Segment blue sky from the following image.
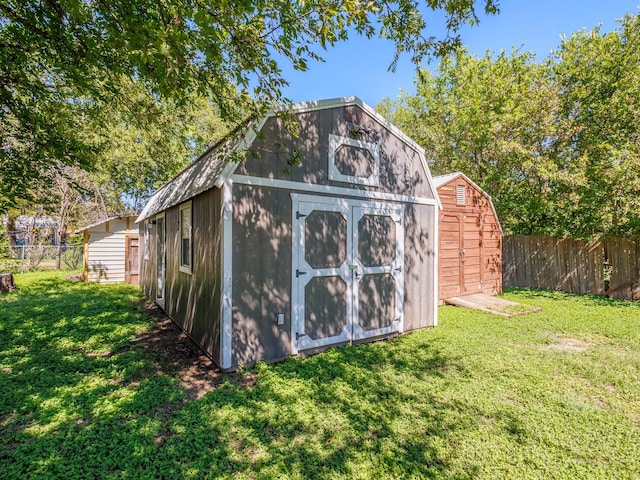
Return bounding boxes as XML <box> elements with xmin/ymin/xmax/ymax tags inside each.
<box><xmin>279</xmin><ymin>1</ymin><xmax>640</xmax><ymax>107</ymax></box>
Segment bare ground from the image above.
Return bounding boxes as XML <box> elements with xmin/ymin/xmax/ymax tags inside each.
<box><xmin>130</xmin><ymin>302</ymin><xmax>227</xmax><ymax>400</ymax></box>
<box><xmin>542</xmin><ymin>337</ymin><xmax>594</xmax><ymax>353</ymax></box>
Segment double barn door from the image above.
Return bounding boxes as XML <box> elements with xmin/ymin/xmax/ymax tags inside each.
<box><xmin>292</xmin><ymin>195</ymin><xmax>404</xmax><ymax>353</ymax></box>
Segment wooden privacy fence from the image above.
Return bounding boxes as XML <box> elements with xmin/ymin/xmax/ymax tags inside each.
<box><xmin>503</xmin><ymin>235</ymin><xmax>640</xmax><ymax>300</ymax></box>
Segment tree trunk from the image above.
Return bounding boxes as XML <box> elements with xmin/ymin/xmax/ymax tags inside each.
<box><xmin>5</xmin><ymin>214</ymin><xmax>16</xmax><ymax>247</ymax></box>
<box><xmin>0</xmin><ymin>273</ymin><xmax>15</xmax><ymax>292</ymax></box>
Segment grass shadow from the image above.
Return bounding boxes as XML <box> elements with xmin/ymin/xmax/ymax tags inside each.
<box><xmin>2</xmin><ymin>273</ymin><xmax>639</xmax><ymax>478</ymax></box>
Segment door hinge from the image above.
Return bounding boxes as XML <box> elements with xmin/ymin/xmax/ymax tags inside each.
<box><xmin>296</xmin><ymin>269</ymin><xmax>307</xmax><ymax>277</ymax></box>
<box><xmin>394</xmin><ymin>266</ymin><xmax>402</xmax><ymax>273</ymax></box>
<box><xmin>296</xmin><ymin>212</ymin><xmax>307</xmax><ymax>219</ymax></box>
<box><xmin>296</xmin><ymin>332</ymin><xmax>307</xmax><ymax>340</ymax></box>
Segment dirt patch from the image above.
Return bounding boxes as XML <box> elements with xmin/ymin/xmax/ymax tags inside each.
<box><xmin>132</xmin><ymin>302</ymin><xmax>224</xmax><ymax>400</ymax></box>
<box><xmin>67</xmin><ymin>273</ymin><xmax>84</xmax><ymax>282</ymax></box>
<box><xmin>542</xmin><ymin>337</ymin><xmax>594</xmax><ymax>353</ymax></box>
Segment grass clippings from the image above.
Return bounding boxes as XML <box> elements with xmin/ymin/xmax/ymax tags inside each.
<box><xmin>1</xmin><ymin>273</ymin><xmax>639</xmax><ymax>479</ymax></box>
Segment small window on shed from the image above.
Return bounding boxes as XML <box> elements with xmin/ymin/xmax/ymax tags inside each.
<box><xmin>328</xmin><ymin>134</ymin><xmax>380</xmax><ymax>186</ymax></box>
<box><xmin>456</xmin><ymin>185</ymin><xmax>466</xmax><ymax>206</ymax></box>
<box><xmin>179</xmin><ymin>202</ymin><xmax>192</xmax><ymax>274</ymax></box>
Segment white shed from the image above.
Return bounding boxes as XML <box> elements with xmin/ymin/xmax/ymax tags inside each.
<box><xmin>76</xmin><ymin>216</ymin><xmax>139</xmax><ymax>284</ymax></box>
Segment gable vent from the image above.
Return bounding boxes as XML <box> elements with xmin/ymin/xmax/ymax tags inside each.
<box><xmin>456</xmin><ymin>185</ymin><xmax>465</xmax><ymax>205</ymax></box>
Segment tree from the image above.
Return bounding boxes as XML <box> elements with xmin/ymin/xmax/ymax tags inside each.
<box><xmin>550</xmin><ymin>13</ymin><xmax>640</xmax><ymax>236</ymax></box>
<box><xmin>85</xmin><ymin>79</ymin><xmax>229</xmax><ymax>213</ymax></box>
<box><xmin>379</xmin><ymin>12</ymin><xmax>640</xmax><ymax>238</ymax></box>
<box><xmin>0</xmin><ymin>0</ymin><xmax>499</xmax><ymax>211</ymax></box>
<box><xmin>378</xmin><ymin>48</ymin><xmax>568</xmax><ymax>235</ymax></box>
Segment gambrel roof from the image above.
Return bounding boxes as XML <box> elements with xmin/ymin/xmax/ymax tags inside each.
<box><xmin>432</xmin><ymin>172</ymin><xmax>503</xmax><ymax>234</ymax></box>
<box><xmin>137</xmin><ymin>97</ymin><xmax>440</xmax><ymax>222</ymax></box>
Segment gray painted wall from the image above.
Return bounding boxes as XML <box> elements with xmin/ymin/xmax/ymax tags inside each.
<box><xmin>141</xmin><ymin>102</ymin><xmax>437</xmax><ymax>369</ymax></box>
<box><xmin>403</xmin><ymin>203</ymin><xmax>437</xmax><ymax>332</ymax></box>
<box><xmin>230</xmin><ymin>189</ymin><xmax>437</xmax><ymax>368</ymax></box>
<box><xmin>140</xmin><ymin>188</ymin><xmax>223</xmax><ymax>366</ymax></box>
<box><xmin>139</xmin><ymin>221</ymin><xmax>157</xmax><ymax>299</ymax></box>
<box><xmin>231</xmin><ymin>185</ymin><xmax>292</xmax><ymax>366</ymax></box>
<box><xmin>236</xmin><ymin>105</ymin><xmax>435</xmax><ymax>199</ymax></box>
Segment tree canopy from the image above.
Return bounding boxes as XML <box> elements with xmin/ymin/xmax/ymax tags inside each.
<box><xmin>379</xmin><ymin>13</ymin><xmax>640</xmax><ymax>238</ymax></box>
<box><xmin>1</xmin><ymin>0</ymin><xmax>499</xmax><ymax>212</ymax></box>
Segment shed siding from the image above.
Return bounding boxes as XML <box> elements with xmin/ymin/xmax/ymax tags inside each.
<box><xmin>139</xmin><ymin>98</ymin><xmax>439</xmax><ymax>369</ymax></box>
<box><xmin>230</xmin><ymin>184</ymin><xmax>437</xmax><ymax>368</ymax></box>
<box><xmin>437</xmin><ymin>177</ymin><xmax>502</xmax><ymax>301</ymax></box>
<box><xmin>163</xmin><ymin>188</ymin><xmax>223</xmax><ymax>364</ymax></box>
<box><xmin>86</xmin><ymin>233</ymin><xmax>126</xmax><ymax>282</ymax></box>
<box><xmin>231</xmin><ymin>184</ymin><xmax>292</xmax><ymax>367</ymax></box>
<box><xmin>236</xmin><ymin>105</ymin><xmax>436</xmax><ymax>201</ymax></box>
<box><xmin>403</xmin><ymin>203</ymin><xmax>437</xmax><ymax>331</ymax></box>
<box><xmin>139</xmin><ymin>221</ymin><xmax>157</xmax><ymax>299</ymax></box>
<box><xmin>85</xmin><ymin>217</ymin><xmax>137</xmax><ymax>284</ymax></box>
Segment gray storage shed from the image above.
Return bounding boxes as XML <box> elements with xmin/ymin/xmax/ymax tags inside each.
<box><xmin>137</xmin><ymin>97</ymin><xmax>440</xmax><ymax>370</ymax></box>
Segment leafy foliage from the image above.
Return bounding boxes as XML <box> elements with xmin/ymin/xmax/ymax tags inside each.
<box><xmin>86</xmin><ymin>80</ymin><xmax>229</xmax><ymax>213</ymax></box>
<box><xmin>1</xmin><ymin>271</ymin><xmax>639</xmax><ymax>478</ymax></box>
<box><xmin>0</xmin><ymin>0</ymin><xmax>499</xmax><ymax>211</ymax></box>
<box><xmin>379</xmin><ymin>13</ymin><xmax>640</xmax><ymax>237</ymax></box>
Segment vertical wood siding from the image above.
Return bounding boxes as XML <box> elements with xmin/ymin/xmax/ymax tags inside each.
<box><xmin>437</xmin><ymin>178</ymin><xmax>502</xmax><ymax>302</ymax></box>
<box><xmin>403</xmin><ymin>203</ymin><xmax>437</xmax><ymax>331</ymax></box>
<box><xmin>163</xmin><ymin>188</ymin><xmax>223</xmax><ymax>364</ymax></box>
<box><xmin>235</xmin><ymin>105</ymin><xmax>436</xmax><ymax>200</ymax></box>
<box><xmin>230</xmin><ymin>185</ymin><xmax>437</xmax><ymax>367</ymax></box>
<box><xmin>502</xmin><ymin>235</ymin><xmax>604</xmax><ymax>294</ymax></box>
<box><xmin>231</xmin><ymin>185</ymin><xmax>293</xmax><ymax>367</ymax></box>
<box><xmin>139</xmin><ymin>221</ymin><xmax>156</xmax><ymax>299</ymax></box>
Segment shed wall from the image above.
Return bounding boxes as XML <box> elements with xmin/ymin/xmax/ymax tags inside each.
<box><xmin>235</xmin><ymin>105</ymin><xmax>435</xmax><ymax>200</ymax></box>
<box><xmin>140</xmin><ymin>189</ymin><xmax>223</xmax><ymax>365</ymax></box>
<box><xmin>231</xmin><ymin>184</ymin><xmax>293</xmax><ymax>367</ymax></box>
<box><xmin>230</xmin><ymin>183</ymin><xmax>437</xmax><ymax>368</ymax></box>
<box><xmin>139</xmin><ymin>221</ymin><xmax>157</xmax><ymax>299</ymax></box>
<box><xmin>437</xmin><ymin>178</ymin><xmax>502</xmax><ymax>301</ymax></box>
<box><xmin>403</xmin><ymin>203</ymin><xmax>437</xmax><ymax>331</ymax></box>
<box><xmin>164</xmin><ymin>188</ymin><xmax>223</xmax><ymax>364</ymax></box>
<box><xmin>86</xmin><ymin>217</ymin><xmax>137</xmax><ymax>283</ymax></box>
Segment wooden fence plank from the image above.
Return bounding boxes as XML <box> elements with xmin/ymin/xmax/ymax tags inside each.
<box><xmin>604</xmin><ymin>236</ymin><xmax>640</xmax><ymax>300</ymax></box>
<box><xmin>502</xmin><ymin>235</ymin><xmax>612</xmax><ymax>296</ymax></box>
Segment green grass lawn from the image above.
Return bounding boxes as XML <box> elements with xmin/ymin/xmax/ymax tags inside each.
<box><xmin>1</xmin><ymin>271</ymin><xmax>639</xmax><ymax>479</ymax></box>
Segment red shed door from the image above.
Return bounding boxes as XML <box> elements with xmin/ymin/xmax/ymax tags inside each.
<box><xmin>462</xmin><ymin>214</ymin><xmax>483</xmax><ymax>294</ymax></box>
<box><xmin>439</xmin><ymin>214</ymin><xmax>462</xmax><ymax>298</ymax></box>
<box><xmin>440</xmin><ymin>213</ymin><xmax>484</xmax><ymax>299</ymax></box>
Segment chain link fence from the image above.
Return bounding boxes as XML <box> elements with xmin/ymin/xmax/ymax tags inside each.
<box><xmin>0</xmin><ymin>245</ymin><xmax>83</xmax><ymax>272</ymax></box>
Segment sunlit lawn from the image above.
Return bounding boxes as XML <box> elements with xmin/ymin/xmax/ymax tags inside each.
<box><xmin>1</xmin><ymin>271</ymin><xmax>639</xmax><ymax>479</ymax></box>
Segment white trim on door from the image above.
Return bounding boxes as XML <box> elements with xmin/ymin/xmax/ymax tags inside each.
<box><xmin>351</xmin><ymin>204</ymin><xmax>405</xmax><ymax>341</ymax></box>
<box><xmin>291</xmin><ymin>193</ymin><xmax>405</xmax><ymax>354</ymax></box>
<box><xmin>155</xmin><ymin>212</ymin><xmax>166</xmax><ymax>308</ymax></box>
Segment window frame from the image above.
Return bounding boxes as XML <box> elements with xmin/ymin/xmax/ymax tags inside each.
<box><xmin>179</xmin><ymin>201</ymin><xmax>193</xmax><ymax>274</ymax></box>
<box><xmin>328</xmin><ymin>134</ymin><xmax>380</xmax><ymax>186</ymax></box>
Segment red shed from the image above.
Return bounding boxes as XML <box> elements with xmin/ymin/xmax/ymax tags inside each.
<box><xmin>433</xmin><ymin>172</ymin><xmax>502</xmax><ymax>303</ymax></box>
